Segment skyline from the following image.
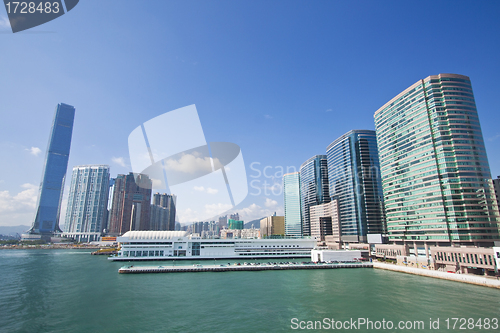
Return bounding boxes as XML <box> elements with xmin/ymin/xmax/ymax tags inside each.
<box><xmin>2</xmin><ymin>1</ymin><xmax>500</xmax><ymax>227</ymax></box>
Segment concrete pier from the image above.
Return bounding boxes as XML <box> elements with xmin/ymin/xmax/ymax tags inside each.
<box><xmin>373</xmin><ymin>262</ymin><xmax>500</xmax><ymax>289</ymax></box>
<box><xmin>118</xmin><ymin>262</ymin><xmax>373</xmax><ymax>274</ymax></box>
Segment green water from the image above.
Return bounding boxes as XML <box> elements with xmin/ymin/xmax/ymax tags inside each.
<box><xmin>1</xmin><ymin>249</ymin><xmax>499</xmax><ymax>332</ymax></box>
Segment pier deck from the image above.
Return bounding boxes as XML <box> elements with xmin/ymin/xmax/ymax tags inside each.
<box><xmin>118</xmin><ymin>262</ymin><xmax>373</xmax><ymax>274</ymax></box>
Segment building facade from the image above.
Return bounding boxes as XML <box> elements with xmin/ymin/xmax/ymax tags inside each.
<box><xmin>283</xmin><ymin>172</ymin><xmax>302</xmax><ymax>237</ymax></box>
<box><xmin>29</xmin><ymin>103</ymin><xmax>75</xmax><ymax>236</ymax></box>
<box><xmin>228</xmin><ymin>219</ymin><xmax>244</xmax><ymax>230</ymax></box>
<box><xmin>309</xmin><ymin>200</ymin><xmax>340</xmax><ymax>243</ymax></box>
<box><xmin>64</xmin><ymin>165</ymin><xmax>110</xmax><ymax>235</ymax></box>
<box><xmin>260</xmin><ymin>215</ymin><xmax>285</xmax><ymax>238</ymax></box>
<box><xmin>326</xmin><ymin>130</ymin><xmax>385</xmax><ymax>243</ymax></box>
<box><xmin>374</xmin><ymin>73</ymin><xmax>500</xmax><ymax>248</ymax></box>
<box><xmin>108</xmin><ymin>173</ymin><xmax>152</xmax><ymax>235</ymax></box>
<box><xmin>299</xmin><ymin>155</ymin><xmax>330</xmax><ymax>236</ymax></box>
<box><xmin>150</xmin><ymin>193</ymin><xmax>176</xmax><ymax>231</ymax></box>
<box><xmin>492</xmin><ymin>176</ymin><xmax>500</xmax><ymax>210</ymax></box>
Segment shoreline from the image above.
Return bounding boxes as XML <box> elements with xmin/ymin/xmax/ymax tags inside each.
<box><xmin>373</xmin><ymin>261</ymin><xmax>500</xmax><ymax>289</ymax></box>
<box><xmin>0</xmin><ymin>245</ymin><xmax>103</xmax><ymax>250</ymax></box>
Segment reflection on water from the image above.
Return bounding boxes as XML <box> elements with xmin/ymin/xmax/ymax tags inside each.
<box><xmin>1</xmin><ymin>249</ymin><xmax>499</xmax><ymax>332</ymax></box>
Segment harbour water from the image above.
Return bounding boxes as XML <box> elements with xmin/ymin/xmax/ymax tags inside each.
<box><xmin>1</xmin><ymin>249</ymin><xmax>499</xmax><ymax>332</ymax></box>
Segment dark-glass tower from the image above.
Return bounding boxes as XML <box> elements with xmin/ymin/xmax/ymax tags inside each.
<box><xmin>299</xmin><ymin>155</ymin><xmax>330</xmax><ymax>236</ymax></box>
<box><xmin>326</xmin><ymin>130</ymin><xmax>385</xmax><ymax>243</ymax></box>
<box><xmin>29</xmin><ymin>103</ymin><xmax>75</xmax><ymax>235</ymax></box>
<box><xmin>374</xmin><ymin>74</ymin><xmax>499</xmax><ymax>247</ymax></box>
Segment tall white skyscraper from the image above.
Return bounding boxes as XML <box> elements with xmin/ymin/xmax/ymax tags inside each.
<box><xmin>64</xmin><ymin>165</ymin><xmax>110</xmax><ymax>235</ymax></box>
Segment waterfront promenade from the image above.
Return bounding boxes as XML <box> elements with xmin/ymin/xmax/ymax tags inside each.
<box><xmin>373</xmin><ymin>261</ymin><xmax>500</xmax><ymax>289</ymax></box>
<box><xmin>119</xmin><ymin>262</ymin><xmax>373</xmax><ymax>274</ymax></box>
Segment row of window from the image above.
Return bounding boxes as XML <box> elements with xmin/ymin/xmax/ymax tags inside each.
<box><xmin>434</xmin><ymin>251</ymin><xmax>494</xmax><ymax>266</ymax></box>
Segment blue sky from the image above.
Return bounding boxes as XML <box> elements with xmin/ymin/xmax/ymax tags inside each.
<box><xmin>1</xmin><ymin>1</ymin><xmax>500</xmax><ymax>227</ymax></box>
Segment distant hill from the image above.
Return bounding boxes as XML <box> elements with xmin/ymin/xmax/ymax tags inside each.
<box><xmin>0</xmin><ymin>225</ymin><xmax>30</xmax><ymax>236</ymax></box>
<box><xmin>244</xmin><ymin>218</ymin><xmax>264</xmax><ymax>229</ymax></box>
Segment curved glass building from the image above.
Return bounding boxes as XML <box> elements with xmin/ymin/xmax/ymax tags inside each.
<box><xmin>374</xmin><ymin>74</ymin><xmax>499</xmax><ymax>246</ymax></box>
<box><xmin>299</xmin><ymin>155</ymin><xmax>330</xmax><ymax>236</ymax></box>
<box><xmin>326</xmin><ymin>130</ymin><xmax>385</xmax><ymax>243</ymax></box>
<box><xmin>29</xmin><ymin>103</ymin><xmax>75</xmax><ymax>236</ymax></box>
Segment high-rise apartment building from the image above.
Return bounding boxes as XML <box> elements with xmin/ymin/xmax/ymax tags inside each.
<box><xmin>374</xmin><ymin>74</ymin><xmax>499</xmax><ymax>248</ymax></box>
<box><xmin>150</xmin><ymin>193</ymin><xmax>176</xmax><ymax>231</ymax></box>
<box><xmin>283</xmin><ymin>172</ymin><xmax>302</xmax><ymax>237</ymax></box>
<box><xmin>28</xmin><ymin>103</ymin><xmax>75</xmax><ymax>237</ymax></box>
<box><xmin>64</xmin><ymin>165</ymin><xmax>110</xmax><ymax>235</ymax></box>
<box><xmin>326</xmin><ymin>130</ymin><xmax>385</xmax><ymax>243</ymax></box>
<box><xmin>228</xmin><ymin>219</ymin><xmax>244</xmax><ymax>230</ymax></box>
<box><xmin>260</xmin><ymin>215</ymin><xmax>285</xmax><ymax>238</ymax></box>
<box><xmin>299</xmin><ymin>155</ymin><xmax>330</xmax><ymax>236</ymax></box>
<box><xmin>108</xmin><ymin>173</ymin><xmax>152</xmax><ymax>235</ymax></box>
<box><xmin>218</xmin><ymin>215</ymin><xmax>228</xmax><ymax>230</ymax></box>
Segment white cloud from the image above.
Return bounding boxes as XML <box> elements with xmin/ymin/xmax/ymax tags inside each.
<box><xmin>165</xmin><ymin>153</ymin><xmax>213</xmax><ymax>174</ymax></box>
<box><xmin>488</xmin><ymin>134</ymin><xmax>500</xmax><ymax>142</ymax></box>
<box><xmin>236</xmin><ymin>202</ymin><xmax>284</xmax><ymax>223</ymax></box>
<box><xmin>206</xmin><ymin>187</ymin><xmax>218</xmax><ymax>195</ymax></box>
<box><xmin>193</xmin><ymin>186</ymin><xmax>218</xmax><ymax>195</ymax></box>
<box><xmin>112</xmin><ymin>156</ymin><xmax>128</xmax><ymax>167</ymax></box>
<box><xmin>264</xmin><ymin>198</ymin><xmax>278</xmax><ymax>207</ymax></box>
<box><xmin>326</xmin><ymin>109</ymin><xmax>333</xmax><ymax>112</ymax></box>
<box><xmin>0</xmin><ymin>183</ymin><xmax>38</xmax><ymax>226</ymax></box>
<box><xmin>26</xmin><ymin>147</ymin><xmax>42</xmax><ymax>156</ymax></box>
<box><xmin>264</xmin><ymin>114</ymin><xmax>273</xmax><ymax>119</ymax></box>
<box><xmin>204</xmin><ymin>203</ymin><xmax>232</xmax><ymax>218</ymax></box>
<box><xmin>0</xmin><ymin>16</ymin><xmax>10</xmax><ymax>29</ymax></box>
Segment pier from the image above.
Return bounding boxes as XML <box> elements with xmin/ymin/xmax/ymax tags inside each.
<box><xmin>118</xmin><ymin>262</ymin><xmax>373</xmax><ymax>274</ymax></box>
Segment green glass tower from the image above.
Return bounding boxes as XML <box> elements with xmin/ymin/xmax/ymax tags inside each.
<box><xmin>374</xmin><ymin>74</ymin><xmax>499</xmax><ymax>247</ymax></box>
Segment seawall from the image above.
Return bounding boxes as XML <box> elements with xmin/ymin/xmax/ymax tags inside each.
<box><xmin>373</xmin><ymin>261</ymin><xmax>500</xmax><ymax>289</ymax></box>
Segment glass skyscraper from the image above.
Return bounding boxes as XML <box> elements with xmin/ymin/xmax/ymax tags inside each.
<box><xmin>299</xmin><ymin>155</ymin><xmax>330</xmax><ymax>236</ymax></box>
<box><xmin>64</xmin><ymin>165</ymin><xmax>110</xmax><ymax>234</ymax></box>
<box><xmin>326</xmin><ymin>130</ymin><xmax>385</xmax><ymax>243</ymax></box>
<box><xmin>29</xmin><ymin>103</ymin><xmax>75</xmax><ymax>235</ymax></box>
<box><xmin>374</xmin><ymin>74</ymin><xmax>499</xmax><ymax>246</ymax></box>
<box><xmin>283</xmin><ymin>172</ymin><xmax>302</xmax><ymax>237</ymax></box>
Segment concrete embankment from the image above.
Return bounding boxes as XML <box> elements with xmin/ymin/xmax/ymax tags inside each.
<box><xmin>373</xmin><ymin>261</ymin><xmax>500</xmax><ymax>289</ymax></box>
<box><xmin>119</xmin><ymin>262</ymin><xmax>373</xmax><ymax>274</ymax></box>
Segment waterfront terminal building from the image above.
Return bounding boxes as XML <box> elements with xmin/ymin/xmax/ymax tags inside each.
<box><xmin>111</xmin><ymin>231</ymin><xmax>316</xmax><ymax>261</ymax></box>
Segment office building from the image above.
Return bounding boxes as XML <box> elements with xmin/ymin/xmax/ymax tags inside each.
<box><xmin>492</xmin><ymin>176</ymin><xmax>500</xmax><ymax>210</ymax></box>
<box><xmin>299</xmin><ymin>155</ymin><xmax>330</xmax><ymax>236</ymax></box>
<box><xmin>260</xmin><ymin>215</ymin><xmax>285</xmax><ymax>238</ymax></box>
<box><xmin>374</xmin><ymin>73</ymin><xmax>500</xmax><ymax>250</ymax></box>
<box><xmin>230</xmin><ymin>213</ymin><xmax>240</xmax><ymax>221</ymax></box>
<box><xmin>64</xmin><ymin>165</ymin><xmax>110</xmax><ymax>240</ymax></box>
<box><xmin>326</xmin><ymin>130</ymin><xmax>385</xmax><ymax>243</ymax></box>
<box><xmin>150</xmin><ymin>193</ymin><xmax>176</xmax><ymax>231</ymax></box>
<box><xmin>108</xmin><ymin>173</ymin><xmax>152</xmax><ymax>235</ymax></box>
<box><xmin>28</xmin><ymin>103</ymin><xmax>75</xmax><ymax>237</ymax></box>
<box><xmin>309</xmin><ymin>200</ymin><xmax>340</xmax><ymax>243</ymax></box>
<box><xmin>283</xmin><ymin>172</ymin><xmax>302</xmax><ymax>237</ymax></box>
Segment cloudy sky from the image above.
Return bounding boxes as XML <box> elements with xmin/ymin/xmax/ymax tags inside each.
<box><xmin>1</xmin><ymin>1</ymin><xmax>500</xmax><ymax>227</ymax></box>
